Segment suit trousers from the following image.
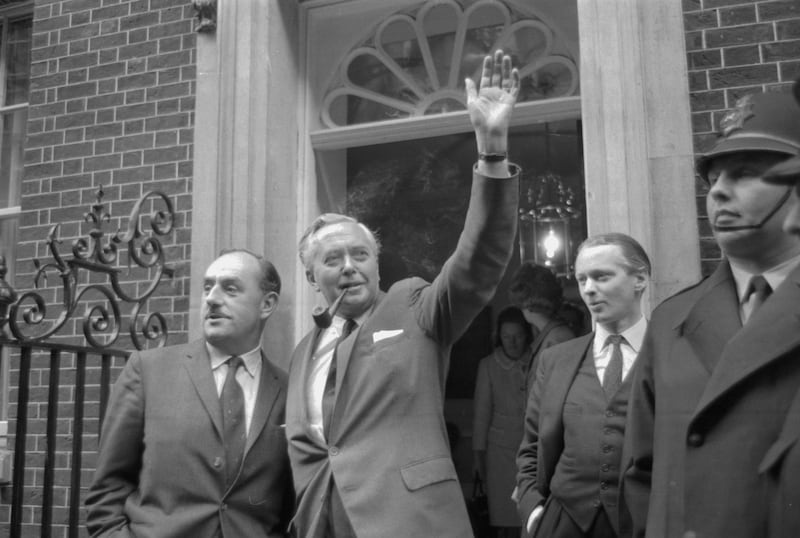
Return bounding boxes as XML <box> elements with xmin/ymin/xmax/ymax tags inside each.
<box><xmin>532</xmin><ymin>497</ymin><xmax>616</xmax><ymax>538</ymax></box>
<box><xmin>325</xmin><ymin>478</ymin><xmax>357</xmax><ymax>538</ymax></box>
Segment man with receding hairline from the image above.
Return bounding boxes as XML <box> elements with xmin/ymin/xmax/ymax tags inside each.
<box><xmin>87</xmin><ymin>249</ymin><xmax>293</xmax><ymax>538</ymax></box>
<box><xmin>285</xmin><ymin>50</ymin><xmax>521</xmax><ymax>538</ymax></box>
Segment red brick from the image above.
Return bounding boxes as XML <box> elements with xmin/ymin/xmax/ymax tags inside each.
<box><xmin>688</xmin><ymin>49</ymin><xmax>721</xmax><ymax>69</ymax></box>
<box><xmin>709</xmin><ymin>63</ymin><xmax>779</xmax><ymax>88</ymax></box>
<box><xmin>113</xmin><ymin>133</ymin><xmax>153</xmax><ymax>152</ymax></box>
<box><xmin>705</xmin><ymin>23</ymin><xmax>774</xmax><ymax>48</ymax></box>
<box><xmin>56</xmin><ymin>81</ymin><xmax>98</xmax><ymax>101</ymax></box>
<box><xmin>120</xmin><ymin>11</ymin><xmax>160</xmax><ymax>31</ymax></box>
<box><xmin>114</xmin><ymin>102</ymin><xmax>156</xmax><ymax>121</ymax></box>
<box><xmin>762</xmin><ymin>39</ymin><xmax>800</xmax><ymax>61</ymax></box>
<box><xmin>719</xmin><ymin>5</ymin><xmax>756</xmax><ymax>26</ymax></box>
<box><xmin>684</xmin><ymin>10</ymin><xmax>718</xmax><ymax>31</ymax></box>
<box><xmin>723</xmin><ymin>44</ymin><xmax>760</xmax><ymax>66</ymax></box>
<box><xmin>758</xmin><ymin>1</ymin><xmax>800</xmax><ymax>21</ymax></box>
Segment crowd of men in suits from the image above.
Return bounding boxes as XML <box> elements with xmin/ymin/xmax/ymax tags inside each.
<box><xmin>83</xmin><ymin>49</ymin><xmax>800</xmax><ymax>538</ymax></box>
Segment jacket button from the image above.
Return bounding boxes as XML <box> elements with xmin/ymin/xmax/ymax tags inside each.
<box><xmin>593</xmin><ymin>499</ymin><xmax>602</xmax><ymax>507</ymax></box>
<box><xmin>601</xmin><ymin>464</ymin><xmax>610</xmax><ymax>472</ymax></box>
<box><xmin>687</xmin><ymin>433</ymin><xmax>704</xmax><ymax>447</ymax></box>
<box><xmin>600</xmin><ymin>481</ymin><xmax>608</xmax><ymax>490</ymax></box>
<box><xmin>329</xmin><ymin>446</ymin><xmax>339</xmax><ymax>456</ymax></box>
<box><xmin>213</xmin><ymin>457</ymin><xmax>223</xmax><ymax>469</ymax></box>
<box><xmin>220</xmin><ymin>503</ymin><xmax>227</xmax><ymax>511</ymax></box>
<box><xmin>605</xmin><ymin>410</ymin><xmax>615</xmax><ymax>417</ymax></box>
<box><xmin>602</xmin><ymin>445</ymin><xmax>612</xmax><ymax>454</ymax></box>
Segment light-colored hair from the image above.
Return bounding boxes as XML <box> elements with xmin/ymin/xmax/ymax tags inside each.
<box><xmin>576</xmin><ymin>233</ymin><xmax>651</xmax><ymax>276</ymax></box>
<box><xmin>298</xmin><ymin>213</ymin><xmax>381</xmax><ymax>270</ymax></box>
<box><xmin>217</xmin><ymin>248</ymin><xmax>281</xmax><ymax>294</ymax></box>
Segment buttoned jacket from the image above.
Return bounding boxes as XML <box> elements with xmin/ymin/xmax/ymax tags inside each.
<box><xmin>285</xmin><ymin>168</ymin><xmax>518</xmax><ymax>538</ymax></box>
<box><xmin>624</xmin><ymin>261</ymin><xmax>800</xmax><ymax>538</ymax></box>
<box><xmin>86</xmin><ymin>340</ymin><xmax>294</xmax><ymax>538</ymax></box>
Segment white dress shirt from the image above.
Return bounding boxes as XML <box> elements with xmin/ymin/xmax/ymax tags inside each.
<box><xmin>593</xmin><ymin>315</ymin><xmax>648</xmax><ymax>384</ymax></box>
<box><xmin>207</xmin><ymin>343</ymin><xmax>262</xmax><ymax>434</ymax></box>
<box><xmin>306</xmin><ymin>313</ymin><xmax>365</xmax><ymax>444</ymax></box>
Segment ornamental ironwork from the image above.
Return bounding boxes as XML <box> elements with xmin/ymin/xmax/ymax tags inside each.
<box><xmin>0</xmin><ymin>187</ymin><xmax>175</xmax><ymax>350</ymax></box>
<box><xmin>320</xmin><ymin>0</ymin><xmax>579</xmax><ymax>128</ymax></box>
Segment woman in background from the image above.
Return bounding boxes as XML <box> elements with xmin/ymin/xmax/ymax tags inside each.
<box><xmin>473</xmin><ymin>306</ymin><xmax>533</xmax><ymax>538</ymax></box>
<box><xmin>509</xmin><ymin>262</ymin><xmax>576</xmax><ymax>380</ymax></box>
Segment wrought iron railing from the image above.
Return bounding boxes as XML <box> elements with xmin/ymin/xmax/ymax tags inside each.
<box><xmin>1</xmin><ymin>186</ymin><xmax>175</xmax><ymax>349</ymax></box>
<box><xmin>0</xmin><ymin>187</ymin><xmax>176</xmax><ymax>537</ymax></box>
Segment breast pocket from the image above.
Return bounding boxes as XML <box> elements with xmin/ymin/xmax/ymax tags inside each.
<box><xmin>400</xmin><ymin>456</ymin><xmax>458</xmax><ymax>491</ymax></box>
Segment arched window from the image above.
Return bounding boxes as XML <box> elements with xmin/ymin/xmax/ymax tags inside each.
<box><xmin>301</xmin><ymin>0</ymin><xmax>585</xmax><ymax>289</ymax></box>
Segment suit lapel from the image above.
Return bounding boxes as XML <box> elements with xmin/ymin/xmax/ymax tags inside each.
<box><xmin>694</xmin><ymin>267</ymin><xmax>800</xmax><ymax>418</ymax></box>
<box><xmin>327</xmin><ymin>322</ymin><xmax>363</xmax><ymax>441</ymax></box>
<box><xmin>678</xmin><ymin>262</ymin><xmax>741</xmax><ymax>373</ymax></box>
<box><xmin>244</xmin><ymin>352</ymin><xmax>282</xmax><ymax>455</ymax></box>
<box><xmin>541</xmin><ymin>335</ymin><xmax>593</xmax><ymax>433</ymax></box>
<box><xmin>183</xmin><ymin>340</ymin><xmax>224</xmax><ymax>440</ymax></box>
<box><xmin>293</xmin><ymin>328</ymin><xmax>322</xmax><ymax>426</ymax></box>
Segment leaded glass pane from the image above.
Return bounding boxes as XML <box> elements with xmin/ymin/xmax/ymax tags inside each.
<box><xmin>5</xmin><ymin>17</ymin><xmax>31</xmax><ymax>106</ymax></box>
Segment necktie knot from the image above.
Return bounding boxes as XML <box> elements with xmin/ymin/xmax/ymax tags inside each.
<box><xmin>227</xmin><ymin>355</ymin><xmax>244</xmax><ymax>372</ymax></box>
<box><xmin>746</xmin><ymin>275</ymin><xmax>771</xmax><ymax>301</ymax></box>
<box><xmin>341</xmin><ymin>318</ymin><xmax>357</xmax><ymax>339</ymax></box>
<box><xmin>744</xmin><ymin>275</ymin><xmax>772</xmax><ymax>322</ymax></box>
<box><xmin>605</xmin><ymin>334</ymin><xmax>624</xmax><ymax>348</ymax></box>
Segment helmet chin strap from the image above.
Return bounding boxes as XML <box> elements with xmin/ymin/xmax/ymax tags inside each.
<box><xmin>712</xmin><ymin>188</ymin><xmax>792</xmax><ymax>232</ymax></box>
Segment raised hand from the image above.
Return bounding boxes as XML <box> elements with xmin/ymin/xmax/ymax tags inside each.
<box><xmin>465</xmin><ymin>50</ymin><xmax>520</xmax><ymax>155</ymax></box>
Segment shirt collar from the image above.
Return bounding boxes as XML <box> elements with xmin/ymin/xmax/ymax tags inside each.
<box><xmin>331</xmin><ymin>310</ymin><xmax>369</xmax><ymax>334</ymax></box>
<box><xmin>729</xmin><ymin>253</ymin><xmax>800</xmax><ymax>303</ymax></box>
<box><xmin>206</xmin><ymin>342</ymin><xmax>261</xmax><ymax>377</ymax></box>
<box><xmin>594</xmin><ymin>314</ymin><xmax>648</xmax><ymax>354</ymax></box>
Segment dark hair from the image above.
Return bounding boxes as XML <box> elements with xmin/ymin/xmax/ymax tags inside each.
<box><xmin>298</xmin><ymin>213</ymin><xmax>381</xmax><ymax>269</ymax></box>
<box><xmin>494</xmin><ymin>306</ymin><xmax>534</xmax><ymax>348</ymax></box>
<box><xmin>218</xmin><ymin>248</ymin><xmax>281</xmax><ymax>295</ymax></box>
<box><xmin>576</xmin><ymin>233</ymin><xmax>651</xmax><ymax>276</ymax></box>
<box><xmin>508</xmin><ymin>263</ymin><xmax>564</xmax><ymax>316</ymax></box>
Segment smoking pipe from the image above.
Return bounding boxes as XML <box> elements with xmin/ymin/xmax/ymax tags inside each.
<box><xmin>312</xmin><ymin>288</ymin><xmax>348</xmax><ymax>329</ymax></box>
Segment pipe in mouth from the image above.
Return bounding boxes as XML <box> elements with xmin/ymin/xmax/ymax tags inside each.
<box><xmin>311</xmin><ymin>288</ymin><xmax>348</xmax><ymax>329</ymax></box>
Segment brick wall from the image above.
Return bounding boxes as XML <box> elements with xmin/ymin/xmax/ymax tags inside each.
<box><xmin>683</xmin><ymin>0</ymin><xmax>800</xmax><ymax>275</ymax></box>
<box><xmin>5</xmin><ymin>0</ymin><xmax>196</xmax><ymax>535</ymax></box>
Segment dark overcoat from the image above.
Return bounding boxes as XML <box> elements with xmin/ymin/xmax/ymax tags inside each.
<box><xmin>624</xmin><ymin>261</ymin><xmax>800</xmax><ymax>538</ymax></box>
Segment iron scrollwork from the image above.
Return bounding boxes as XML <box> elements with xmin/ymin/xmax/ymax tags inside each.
<box><xmin>0</xmin><ymin>187</ymin><xmax>176</xmax><ymax>350</ymax></box>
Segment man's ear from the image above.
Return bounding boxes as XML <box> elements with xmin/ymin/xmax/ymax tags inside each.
<box><xmin>260</xmin><ymin>291</ymin><xmax>279</xmax><ymax>321</ymax></box>
<box><xmin>306</xmin><ymin>269</ymin><xmax>319</xmax><ymax>291</ymax></box>
<box><xmin>633</xmin><ymin>271</ymin><xmax>648</xmax><ymax>294</ymax></box>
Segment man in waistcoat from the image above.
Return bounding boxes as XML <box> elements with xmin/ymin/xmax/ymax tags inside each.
<box><xmin>624</xmin><ymin>89</ymin><xmax>800</xmax><ymax>538</ymax></box>
<box><xmin>516</xmin><ymin>233</ymin><xmax>651</xmax><ymax>538</ymax></box>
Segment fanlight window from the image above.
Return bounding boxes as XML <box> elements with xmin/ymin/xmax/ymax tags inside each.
<box><xmin>321</xmin><ymin>0</ymin><xmax>579</xmax><ymax>128</ymax></box>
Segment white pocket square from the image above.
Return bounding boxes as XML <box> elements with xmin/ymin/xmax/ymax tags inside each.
<box><xmin>372</xmin><ymin>329</ymin><xmax>404</xmax><ymax>343</ymax></box>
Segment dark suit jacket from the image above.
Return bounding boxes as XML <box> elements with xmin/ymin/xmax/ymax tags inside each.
<box><xmin>516</xmin><ymin>333</ymin><xmax>631</xmax><ymax>536</ymax></box>
<box><xmin>86</xmin><ymin>340</ymin><xmax>293</xmax><ymax>538</ymax></box>
<box><xmin>285</xmin><ymin>168</ymin><xmax>519</xmax><ymax>538</ymax></box>
<box><xmin>763</xmin><ymin>387</ymin><xmax>800</xmax><ymax>538</ymax></box>
<box><xmin>624</xmin><ymin>261</ymin><xmax>800</xmax><ymax>538</ymax></box>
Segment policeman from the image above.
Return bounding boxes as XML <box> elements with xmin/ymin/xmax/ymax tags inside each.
<box><xmin>624</xmin><ymin>86</ymin><xmax>800</xmax><ymax>538</ymax></box>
